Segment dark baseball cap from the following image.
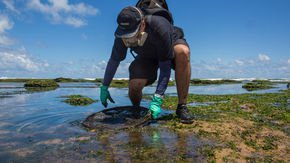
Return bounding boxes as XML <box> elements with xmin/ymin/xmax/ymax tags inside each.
<box><xmin>115</xmin><ymin>6</ymin><xmax>143</xmax><ymax>38</ymax></box>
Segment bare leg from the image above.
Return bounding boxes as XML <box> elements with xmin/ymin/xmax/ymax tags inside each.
<box><xmin>174</xmin><ymin>44</ymin><xmax>191</xmax><ymax>105</ymax></box>
<box><xmin>129</xmin><ymin>79</ymin><xmax>148</xmax><ymax>106</ymax></box>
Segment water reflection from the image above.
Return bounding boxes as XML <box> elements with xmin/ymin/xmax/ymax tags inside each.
<box><xmin>25</xmin><ymin>87</ymin><xmax>58</xmax><ymax>93</ymax></box>
<box><xmin>80</xmin><ymin>127</ymin><xmax>207</xmax><ymax>162</ymax></box>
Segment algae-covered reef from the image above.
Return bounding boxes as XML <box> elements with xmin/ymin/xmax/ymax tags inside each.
<box><xmin>159</xmin><ymin>89</ymin><xmax>290</xmax><ymax>162</ymax></box>
<box><xmin>24</xmin><ymin>79</ymin><xmax>59</xmax><ymax>92</ymax></box>
<box><xmin>94</xmin><ymin>79</ymin><xmax>129</xmax><ymax>88</ymax></box>
<box><xmin>190</xmin><ymin>79</ymin><xmax>241</xmax><ymax>85</ymax></box>
<box><xmin>242</xmin><ymin>80</ymin><xmax>274</xmax><ymax>91</ymax></box>
<box><xmin>61</xmin><ymin>95</ymin><xmax>97</xmax><ymax>106</ymax></box>
<box><xmin>103</xmin><ymin>79</ymin><xmax>241</xmax><ymax>88</ymax></box>
<box><xmin>0</xmin><ymin>79</ymin><xmax>30</xmax><ymax>82</ymax></box>
<box><xmin>0</xmin><ymin>78</ymin><xmax>95</xmax><ymax>83</ymax></box>
<box><xmin>110</xmin><ymin>80</ymin><xmax>129</xmax><ymax>88</ymax></box>
<box><xmin>24</xmin><ymin>79</ymin><xmax>59</xmax><ymax>89</ymax></box>
<box><xmin>54</xmin><ymin>77</ymin><xmax>94</xmax><ymax>83</ymax></box>
<box><xmin>95</xmin><ymin>78</ymin><xmax>103</xmax><ymax>83</ymax></box>
<box><xmin>79</xmin><ymin>90</ymin><xmax>289</xmax><ymax>162</ymax></box>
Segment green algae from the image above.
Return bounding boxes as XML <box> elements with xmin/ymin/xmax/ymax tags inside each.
<box><xmin>157</xmin><ymin>89</ymin><xmax>290</xmax><ymax>162</ymax></box>
<box><xmin>0</xmin><ymin>78</ymin><xmax>96</xmax><ymax>83</ymax></box>
<box><xmin>24</xmin><ymin>79</ymin><xmax>59</xmax><ymax>88</ymax></box>
<box><xmin>94</xmin><ymin>78</ymin><xmax>103</xmax><ymax>83</ymax></box>
<box><xmin>198</xmin><ymin>145</ymin><xmax>217</xmax><ymax>162</ymax></box>
<box><xmin>262</xmin><ymin>135</ymin><xmax>278</xmax><ymax>150</ymax></box>
<box><xmin>242</xmin><ymin>81</ymin><xmax>274</xmax><ymax>91</ymax></box>
<box><xmin>0</xmin><ymin>79</ymin><xmax>31</xmax><ymax>82</ymax></box>
<box><xmin>64</xmin><ymin>90</ymin><xmax>290</xmax><ymax>162</ymax></box>
<box><xmin>54</xmin><ymin>77</ymin><xmax>95</xmax><ymax>83</ymax></box>
<box><xmin>167</xmin><ymin>80</ymin><xmax>176</xmax><ymax>86</ymax></box>
<box><xmin>110</xmin><ymin>80</ymin><xmax>129</xmax><ymax>88</ymax></box>
<box><xmin>190</xmin><ymin>79</ymin><xmax>241</xmax><ymax>85</ymax></box>
<box><xmin>85</xmin><ymin>128</ymin><xmax>208</xmax><ymax>162</ymax></box>
<box><xmin>61</xmin><ymin>95</ymin><xmax>97</xmax><ymax>106</ymax></box>
<box><xmin>24</xmin><ymin>79</ymin><xmax>59</xmax><ymax>92</ymax></box>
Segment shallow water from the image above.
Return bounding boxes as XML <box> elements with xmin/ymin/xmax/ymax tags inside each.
<box><xmin>0</xmin><ymin>82</ymin><xmax>287</xmax><ymax>161</ymax></box>
<box><xmin>146</xmin><ymin>83</ymin><xmax>287</xmax><ymax>95</ymax></box>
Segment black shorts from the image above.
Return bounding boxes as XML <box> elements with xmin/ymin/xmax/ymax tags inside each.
<box><xmin>129</xmin><ymin>26</ymin><xmax>189</xmax><ymax>85</ymax></box>
<box><xmin>129</xmin><ymin>58</ymin><xmax>158</xmax><ymax>86</ymax></box>
<box><xmin>173</xmin><ymin>26</ymin><xmax>189</xmax><ymax>47</ymax></box>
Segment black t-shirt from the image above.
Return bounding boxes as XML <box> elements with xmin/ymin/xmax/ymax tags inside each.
<box><xmin>110</xmin><ymin>15</ymin><xmax>174</xmax><ymax>62</ymax></box>
<box><xmin>104</xmin><ymin>15</ymin><xmax>174</xmax><ymax>95</ymax></box>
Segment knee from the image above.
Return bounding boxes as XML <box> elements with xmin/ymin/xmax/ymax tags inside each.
<box><xmin>129</xmin><ymin>80</ymin><xmax>144</xmax><ymax>95</ymax></box>
<box><xmin>129</xmin><ymin>86</ymin><xmax>142</xmax><ymax>95</ymax></box>
<box><xmin>174</xmin><ymin>45</ymin><xmax>190</xmax><ymax>62</ymax></box>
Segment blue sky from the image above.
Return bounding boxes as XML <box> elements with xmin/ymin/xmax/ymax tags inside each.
<box><xmin>0</xmin><ymin>0</ymin><xmax>289</xmax><ymax>79</ymax></box>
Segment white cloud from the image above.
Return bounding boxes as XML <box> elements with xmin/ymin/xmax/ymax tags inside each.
<box><xmin>235</xmin><ymin>59</ymin><xmax>244</xmax><ymax>66</ymax></box>
<box><xmin>246</xmin><ymin>60</ymin><xmax>255</xmax><ymax>65</ymax></box>
<box><xmin>288</xmin><ymin>59</ymin><xmax>290</xmax><ymax>64</ymax></box>
<box><xmin>117</xmin><ymin>62</ymin><xmax>131</xmax><ymax>74</ymax></box>
<box><xmin>216</xmin><ymin>58</ymin><xmax>222</xmax><ymax>63</ymax></box>
<box><xmin>278</xmin><ymin>67</ymin><xmax>288</xmax><ymax>71</ymax></box>
<box><xmin>92</xmin><ymin>60</ymin><xmax>107</xmax><ymax>72</ymax></box>
<box><xmin>204</xmin><ymin>65</ymin><xmax>219</xmax><ymax>71</ymax></box>
<box><xmin>0</xmin><ymin>48</ymin><xmax>48</xmax><ymax>72</ymax></box>
<box><xmin>88</xmin><ymin>60</ymin><xmax>130</xmax><ymax>78</ymax></box>
<box><xmin>2</xmin><ymin>0</ymin><xmax>20</xmax><ymax>14</ymax></box>
<box><xmin>0</xmin><ymin>14</ymin><xmax>15</xmax><ymax>46</ymax></box>
<box><xmin>99</xmin><ymin>60</ymin><xmax>107</xmax><ymax>66</ymax></box>
<box><xmin>27</xmin><ymin>0</ymin><xmax>98</xmax><ymax>27</ymax></box>
<box><xmin>189</xmin><ymin>56</ymin><xmax>290</xmax><ymax>79</ymax></box>
<box><xmin>65</xmin><ymin>16</ymin><xmax>86</xmax><ymax>27</ymax></box>
<box><xmin>258</xmin><ymin>54</ymin><xmax>270</xmax><ymax>62</ymax></box>
<box><xmin>0</xmin><ymin>35</ymin><xmax>15</xmax><ymax>46</ymax></box>
<box><xmin>0</xmin><ymin>14</ymin><xmax>13</xmax><ymax>34</ymax></box>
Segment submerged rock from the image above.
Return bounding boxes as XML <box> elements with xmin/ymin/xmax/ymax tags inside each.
<box><xmin>62</xmin><ymin>95</ymin><xmax>96</xmax><ymax>106</ymax></box>
<box><xmin>82</xmin><ymin>106</ymin><xmax>150</xmax><ymax>131</ymax></box>
<box><xmin>242</xmin><ymin>82</ymin><xmax>273</xmax><ymax>91</ymax></box>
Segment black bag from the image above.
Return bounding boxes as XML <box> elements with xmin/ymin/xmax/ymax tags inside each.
<box><xmin>136</xmin><ymin>0</ymin><xmax>173</xmax><ymax>24</ymax></box>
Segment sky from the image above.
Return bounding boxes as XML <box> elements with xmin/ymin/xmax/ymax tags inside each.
<box><xmin>0</xmin><ymin>0</ymin><xmax>289</xmax><ymax>79</ymax></box>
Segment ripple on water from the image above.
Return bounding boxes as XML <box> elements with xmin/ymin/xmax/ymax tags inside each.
<box><xmin>12</xmin><ymin>110</ymin><xmax>87</xmax><ymax>133</ymax></box>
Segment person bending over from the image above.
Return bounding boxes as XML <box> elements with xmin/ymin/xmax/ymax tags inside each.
<box><xmin>100</xmin><ymin>6</ymin><xmax>193</xmax><ymax>123</ymax></box>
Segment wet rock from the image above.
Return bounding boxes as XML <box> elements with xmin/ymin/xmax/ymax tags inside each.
<box><xmin>240</xmin><ymin>103</ymin><xmax>256</xmax><ymax>112</ymax></box>
<box><xmin>242</xmin><ymin>82</ymin><xmax>273</xmax><ymax>91</ymax></box>
<box><xmin>24</xmin><ymin>79</ymin><xmax>59</xmax><ymax>88</ymax></box>
<box><xmin>61</xmin><ymin>95</ymin><xmax>96</xmax><ymax>106</ymax></box>
<box><xmin>82</xmin><ymin>106</ymin><xmax>150</xmax><ymax>131</ymax></box>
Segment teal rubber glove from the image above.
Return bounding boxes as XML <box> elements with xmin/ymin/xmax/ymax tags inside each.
<box><xmin>149</xmin><ymin>94</ymin><xmax>163</xmax><ymax>119</ymax></box>
<box><xmin>100</xmin><ymin>85</ymin><xmax>115</xmax><ymax>107</ymax></box>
